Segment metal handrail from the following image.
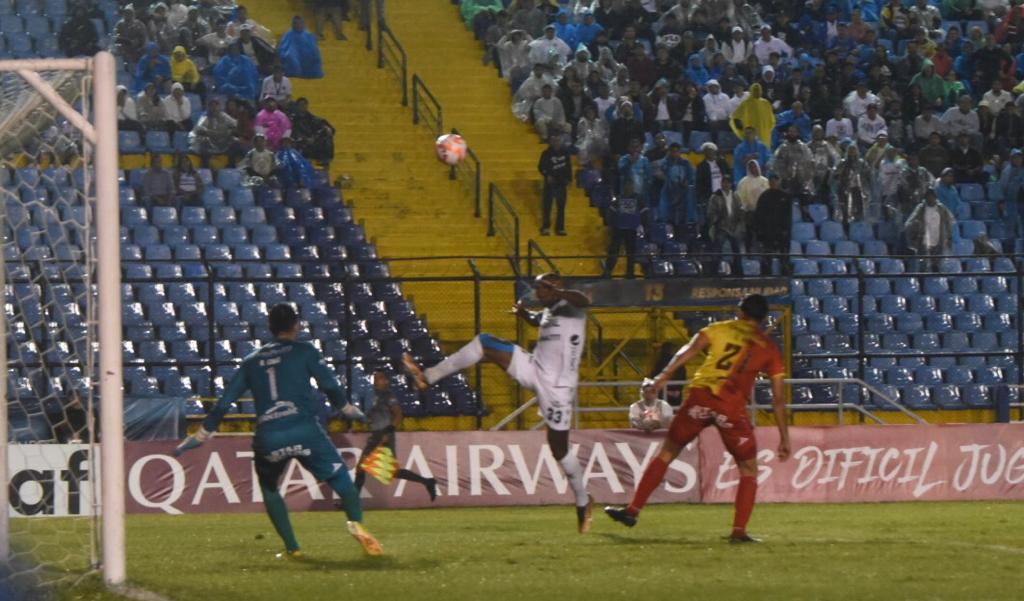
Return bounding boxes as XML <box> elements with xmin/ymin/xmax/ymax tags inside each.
<box><xmin>487</xmin><ymin>182</ymin><xmax>520</xmax><ymax>264</ymax></box>
<box><xmin>412</xmin><ymin>74</ymin><xmax>443</xmax><ymax>136</ymax></box>
<box><xmin>450</xmin><ymin>127</ymin><xmax>482</xmax><ymax>217</ymax></box>
<box><xmin>377</xmin><ymin>25</ymin><xmax>408</xmax><ymax>106</ymax></box>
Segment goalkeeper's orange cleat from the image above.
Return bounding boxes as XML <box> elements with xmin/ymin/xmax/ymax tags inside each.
<box><xmin>402</xmin><ymin>353</ymin><xmax>429</xmax><ymax>391</ymax></box>
<box><xmin>274</xmin><ymin>549</ymin><xmax>304</xmax><ymax>560</ymax></box>
<box><xmin>347</xmin><ymin>521</ymin><xmax>384</xmax><ymax>556</ymax></box>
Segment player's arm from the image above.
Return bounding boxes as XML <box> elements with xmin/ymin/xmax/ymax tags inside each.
<box><xmin>652</xmin><ymin>332</ymin><xmax>711</xmax><ymax>393</ymax></box>
<box><xmin>174</xmin><ymin>368</ymin><xmax>247</xmax><ymax>456</ymax></box>
<box><xmin>389</xmin><ymin>402</ymin><xmax>403</xmax><ymax>432</ymax></box>
<box><xmin>307</xmin><ymin>346</ymin><xmax>367</xmax><ymax>422</ymax></box>
<box><xmin>512</xmin><ymin>300</ymin><xmax>542</xmax><ymax>326</ymax></box>
<box><xmin>768</xmin><ymin>350</ymin><xmax>791</xmax><ymax>460</ymax></box>
<box><xmin>538</xmin><ymin>279</ymin><xmax>590</xmax><ymax>308</ymax></box>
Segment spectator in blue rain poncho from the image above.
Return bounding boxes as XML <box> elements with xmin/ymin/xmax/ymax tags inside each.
<box><xmin>279</xmin><ymin>16</ymin><xmax>324</xmax><ymax>79</ymax></box>
<box><xmin>214</xmin><ymin>43</ymin><xmax>261</xmax><ymax>101</ymax></box>
<box><xmin>276</xmin><ymin>136</ymin><xmax>316</xmax><ymax>188</ymax></box>
<box><xmin>133</xmin><ymin>43</ymin><xmax>171</xmax><ymax>94</ymax></box>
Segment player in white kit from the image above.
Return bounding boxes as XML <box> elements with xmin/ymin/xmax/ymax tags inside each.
<box><xmin>403</xmin><ymin>272</ymin><xmax>594</xmax><ymax>532</ymax></box>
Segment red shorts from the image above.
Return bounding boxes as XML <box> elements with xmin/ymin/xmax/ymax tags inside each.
<box><xmin>667</xmin><ymin>387</ymin><xmax>757</xmax><ymax>461</ymax></box>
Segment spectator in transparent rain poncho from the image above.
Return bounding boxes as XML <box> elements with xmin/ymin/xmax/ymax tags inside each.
<box><xmin>629</xmin><ymin>379</ymin><xmax>673</xmax><ymax>432</ymax></box>
<box><xmin>513</xmin><ymin>64</ymin><xmax>555</xmax><ymax>122</ymax></box>
<box><xmin>528</xmin><ymin>24</ymin><xmax>572</xmax><ymax>75</ymax></box>
<box><xmin>807</xmin><ymin>125</ymin><xmax>839</xmax><ymax>204</ymax></box>
<box><xmin>575</xmin><ymin>103</ymin><xmax>609</xmax><ymax>167</ymax></box>
<box><xmin>497</xmin><ymin>29</ymin><xmax>533</xmax><ymax>85</ymax></box>
<box><xmin>832</xmin><ymin>142</ymin><xmax>874</xmax><ymax>225</ymax></box>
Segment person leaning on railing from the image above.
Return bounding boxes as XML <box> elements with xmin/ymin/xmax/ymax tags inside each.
<box><xmin>628</xmin><ymin>379</ymin><xmax>673</xmax><ymax>433</ymax></box>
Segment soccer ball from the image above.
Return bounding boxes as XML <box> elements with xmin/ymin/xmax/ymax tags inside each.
<box><xmin>435</xmin><ymin>134</ymin><xmax>467</xmax><ymax>166</ymax></box>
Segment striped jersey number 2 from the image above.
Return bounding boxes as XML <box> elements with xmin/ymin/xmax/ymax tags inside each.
<box><xmin>268</xmin><ymin>366</ymin><xmax>279</xmax><ymax>401</ymax></box>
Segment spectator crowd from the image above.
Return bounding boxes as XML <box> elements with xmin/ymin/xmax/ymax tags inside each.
<box><xmin>460</xmin><ymin>0</ymin><xmax>1024</xmax><ymax>273</ymax></box>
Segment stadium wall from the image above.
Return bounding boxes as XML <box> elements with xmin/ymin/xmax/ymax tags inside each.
<box><xmin>8</xmin><ymin>425</ymin><xmax>1023</xmax><ymax>517</ymax></box>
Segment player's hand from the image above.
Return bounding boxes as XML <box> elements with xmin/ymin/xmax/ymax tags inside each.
<box><xmin>777</xmin><ymin>437</ymin><xmax>791</xmax><ymax>462</ymax></box>
<box><xmin>651</xmin><ymin>372</ymin><xmax>670</xmax><ymax>394</ymax></box>
<box><xmin>173</xmin><ymin>427</ymin><xmax>213</xmax><ymax>457</ymax></box>
<box><xmin>340</xmin><ymin>403</ymin><xmax>368</xmax><ymax>423</ymax></box>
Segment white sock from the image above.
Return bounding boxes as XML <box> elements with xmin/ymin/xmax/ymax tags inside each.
<box><xmin>424</xmin><ymin>336</ymin><xmax>484</xmax><ymax>385</ymax></box>
<box><xmin>559</xmin><ymin>451</ymin><xmax>589</xmax><ymax>507</ymax></box>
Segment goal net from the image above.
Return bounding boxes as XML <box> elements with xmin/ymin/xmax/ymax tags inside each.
<box><xmin>0</xmin><ymin>55</ymin><xmax>124</xmax><ymax>594</ymax></box>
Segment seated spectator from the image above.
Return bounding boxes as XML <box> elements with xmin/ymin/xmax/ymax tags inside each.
<box><xmin>112</xmin><ymin>6</ymin><xmax>149</xmax><ymax>65</ymax></box>
<box><xmin>918</xmin><ymin>132</ymin><xmax>950</xmax><ymax>177</ymax></box>
<box><xmin>936</xmin><ymin>167</ymin><xmax>970</xmax><ymax>219</ymax></box>
<box><xmin>133</xmin><ymin>43</ymin><xmax>172</xmax><ymax>94</ymax></box>
<box><xmin>275</xmin><ymin>136</ymin><xmax>316</xmax><ymax>188</ymax></box>
<box><xmin>116</xmin><ymin>86</ymin><xmax>144</xmax><ymax>135</ymax></box>
<box><xmin>312</xmin><ymin>0</ymin><xmax>348</xmax><ymax>41</ymax></box>
<box><xmin>996</xmin><ymin>103</ymin><xmax>1024</xmax><ymax>150</ymax></box>
<box><xmin>949</xmin><ymin>133</ymin><xmax>984</xmax><ymax>184</ymax></box>
<box><xmin>497</xmin><ymin>29</ymin><xmax>533</xmax><ymax>84</ymax></box>
<box><xmin>226</xmin><ymin>98</ymin><xmax>257</xmax><ymax>149</ymax></box>
<box><xmin>136</xmin><ymin>83</ymin><xmax>169</xmax><ymax>132</ymax></box>
<box><xmin>170</xmin><ymin>46</ymin><xmax>206</xmax><ymax>100</ymax></box>
<box><xmin>864</xmin><ymin>132</ymin><xmax>892</xmax><ymax>168</ymax></box>
<box><xmin>913</xmin><ymin>105</ymin><xmax>941</xmax><ymax>147</ymax></box>
<box><xmin>279</xmin><ymin>16</ymin><xmax>324</xmax><ymax>79</ymax></box>
<box><xmin>772</xmin><ymin>100</ymin><xmax>811</xmax><ymax>148</ymax></box>
<box><xmin>528</xmin><ymin>24</ymin><xmax>572</xmax><ymax>72</ymax></box>
<box><xmin>904</xmin><ymin>189</ymin><xmax>955</xmax><ymax>272</ymax></box>
<box><xmin>214</xmin><ymin>44</ymin><xmax>261</xmax><ymax>101</ymax></box>
<box><xmin>178</xmin><ymin>7</ymin><xmax>212</xmax><ymax>50</ymax></box>
<box><xmin>59</xmin><ymin>5</ymin><xmax>100</xmax><ymax>57</ymax></box>
<box><xmin>575</xmin><ymin>103</ymin><xmax>608</xmax><ymax>167</ymax></box>
<box><xmin>173</xmin><ymin>154</ymin><xmax>204</xmax><ymax>205</ymax></box>
<box><xmin>190</xmin><ymin>98</ymin><xmax>240</xmax><ymax>166</ymax></box>
<box><xmin>241</xmin><ymin>133</ymin><xmax>278</xmax><ymax>185</ymax></box>
<box><xmin>142</xmin><ymin>155</ymin><xmax>175</xmax><ymax>206</ymax></box>
<box><xmin>237</xmin><ymin>25</ymin><xmax>278</xmax><ymax>74</ymax></box>
<box><xmin>261</xmin><ymin>66</ymin><xmax>293</xmax><ymax>105</ymax></box>
<box><xmin>856</xmin><ymin>103</ymin><xmax>887</xmax><ymax>149</ymax></box>
<box><xmin>532</xmin><ymin>84</ymin><xmax>567</xmax><ymax>140</ymax></box>
<box><xmin>197</xmin><ymin>19</ymin><xmax>235</xmax><ymax>66</ymax></box>
<box><xmin>167</xmin><ymin>0</ymin><xmax>189</xmax><ymax>30</ymax></box>
<box><xmin>909</xmin><ymin>60</ymin><xmax>945</xmax><ymax>108</ymax></box>
<box><xmin>825</xmin><ymin>106</ymin><xmax>854</xmax><ymax>142</ymax></box>
<box><xmin>754</xmin><ymin>173</ymin><xmax>791</xmax><ymax>274</ymax></box>
<box><xmin>941</xmin><ymin>95</ymin><xmax>982</xmax><ymax>149</ymax></box>
<box><xmin>509</xmin><ymin>0</ymin><xmax>546</xmax><ymax>39</ymax></box>
<box><xmin>162</xmin><ymin>83</ymin><xmax>193</xmax><ymax>132</ymax></box>
<box><xmin>227</xmin><ymin>5</ymin><xmax>275</xmax><ymax>44</ymax></box>
<box><xmin>288</xmin><ymin>98</ymin><xmax>337</xmax><ymax>164</ymax></box>
<box><xmin>254</xmin><ymin>97</ymin><xmax>293</xmax><ymax>150</ymax></box>
<box><xmin>628</xmin><ymin>380</ymin><xmax>673</xmax><ymax>432</ymax></box>
<box><xmin>148</xmin><ymin>2</ymin><xmax>177</xmax><ymax>53</ymax></box>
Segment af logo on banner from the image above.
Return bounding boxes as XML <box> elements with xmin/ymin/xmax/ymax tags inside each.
<box><xmin>7</xmin><ymin>444</ymin><xmax>98</xmax><ymax>517</ymax></box>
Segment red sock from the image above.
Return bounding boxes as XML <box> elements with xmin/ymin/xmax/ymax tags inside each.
<box><xmin>732</xmin><ymin>475</ymin><xmax>757</xmax><ymax>534</ymax></box>
<box><xmin>627</xmin><ymin>457</ymin><xmax>669</xmax><ymax>515</ymax></box>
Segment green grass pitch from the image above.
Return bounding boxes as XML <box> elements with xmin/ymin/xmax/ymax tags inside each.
<box><xmin>17</xmin><ymin>501</ymin><xmax>1024</xmax><ymax>601</ymax></box>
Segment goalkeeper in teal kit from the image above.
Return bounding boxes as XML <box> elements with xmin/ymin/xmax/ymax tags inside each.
<box><xmin>175</xmin><ymin>304</ymin><xmax>383</xmax><ymax>556</ymax></box>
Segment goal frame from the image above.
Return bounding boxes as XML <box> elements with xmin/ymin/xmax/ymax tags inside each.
<box><xmin>0</xmin><ymin>52</ymin><xmax>124</xmax><ymax>586</ymax></box>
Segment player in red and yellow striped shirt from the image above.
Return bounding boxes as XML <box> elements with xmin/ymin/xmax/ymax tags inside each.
<box><xmin>605</xmin><ymin>294</ymin><xmax>791</xmax><ymax>542</ymax></box>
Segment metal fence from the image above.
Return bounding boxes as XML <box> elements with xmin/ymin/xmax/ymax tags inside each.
<box><xmin>488</xmin><ymin>183</ymin><xmax>520</xmax><ymax>263</ymax></box>
<box><xmin>411</xmin><ymin>74</ymin><xmax>443</xmax><ymax>137</ymax></box>
<box><xmin>377</xmin><ymin>25</ymin><xmax>407</xmax><ymax>106</ymax></box>
<box><xmin>450</xmin><ymin>127</ymin><xmax>482</xmax><ymax>218</ymax></box>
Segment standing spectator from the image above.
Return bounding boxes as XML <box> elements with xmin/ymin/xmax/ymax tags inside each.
<box><xmin>772</xmin><ymin>101</ymin><xmax>812</xmax><ymax>148</ymax></box>
<box><xmin>696</xmin><ymin>142</ymin><xmax>729</xmax><ymax>229</ymax></box>
<box><xmin>136</xmin><ymin>83</ymin><xmax>169</xmax><ymax>132</ymax></box>
<box><xmin>856</xmin><ymin>103</ymin><xmax>888</xmax><ymax>149</ymax></box>
<box><xmin>913</xmin><ymin>105</ymin><xmax>942</xmax><ymax>147</ymax></box>
<box><xmin>737</xmin><ymin>159</ymin><xmax>768</xmax><ymax>248</ymax></box>
<box><xmin>214</xmin><ymin>44</ymin><xmax>261</xmax><ymax>101</ymax></box>
<box><xmin>996</xmin><ymin>103</ymin><xmax>1024</xmax><ymax>151</ymax></box>
<box><xmin>575</xmin><ymin>103</ymin><xmax>609</xmax><ymax>167</ymax></box>
<box><xmin>602</xmin><ymin>194</ymin><xmax>645</xmax><ymax>279</ymax></box>
<box><xmin>173</xmin><ymin>154</ymin><xmax>204</xmax><ymax>206</ymax></box>
<box><xmin>133</xmin><ymin>43</ymin><xmax>172</xmax><ymax>94</ymax></box>
<box><xmin>771</xmin><ymin>125</ymin><xmax>815</xmax><ymax>217</ymax></box>
<box><xmin>59</xmin><ymin>5</ymin><xmax>100</xmax><ymax>57</ymax></box>
<box><xmin>825</xmin><ymin>106</ymin><xmax>854</xmax><ymax>141</ymax></box>
<box><xmin>677</xmin><ymin>83</ymin><xmax>707</xmax><ymax>143</ymax></box>
<box><xmin>654</xmin><ymin>143</ymin><xmax>694</xmax><ymax>228</ymax></box>
<box><xmin>628</xmin><ymin>380</ymin><xmax>673</xmax><ymax>432</ymax></box>
<box><xmin>497</xmin><ymin>30</ymin><xmax>533</xmax><ymax>83</ymax></box>
<box><xmin>538</xmin><ymin>134</ymin><xmax>573</xmax><ymax>236</ymax></box>
<box><xmin>754</xmin><ymin>173</ymin><xmax>791</xmax><ymax>274</ymax></box>
<box><xmin>949</xmin><ymin>133</ymin><xmax>984</xmax><ymax>184</ymax></box>
<box><xmin>189</xmin><ymin>98</ymin><xmax>240</xmax><ymax>166</ymax></box>
<box><xmin>702</xmin><ymin>80</ymin><xmax>732</xmax><ymax>143</ymax></box>
<box><xmin>167</xmin><ymin>0</ymin><xmax>189</xmax><ymax>31</ymax></box>
<box><xmin>807</xmin><ymin>125</ymin><xmax>840</xmax><ymax>204</ymax></box>
<box><xmin>288</xmin><ymin>98</ymin><xmax>337</xmax><ymax>165</ymax></box>
<box><xmin>313</xmin><ymin>0</ymin><xmax>348</xmax><ymax>41</ymax></box>
<box><xmin>279</xmin><ymin>16</ymin><xmax>324</xmax><ymax>79</ymax></box>
<box><xmin>729</xmin><ymin>83</ymin><xmax>774</xmax><ymax>146</ymax></box>
<box><xmin>113</xmin><ymin>6</ymin><xmax>149</xmax><ymax>65</ymax></box>
<box><xmin>752</xmin><ymin>25</ymin><xmax>792</xmax><ymax>65</ymax></box>
<box><xmin>237</xmin><ymin>25</ymin><xmax>278</xmax><ymax>74</ymax></box>
<box><xmin>148</xmin><ymin>2</ymin><xmax>177</xmax><ymax>53</ymax></box>
<box><xmin>723</xmin><ymin>26</ymin><xmax>752</xmax><ymax>65</ymax></box>
<box><xmin>162</xmin><ymin>83</ymin><xmax>193</xmax><ymax>132</ymax></box>
<box><xmin>608</xmin><ymin>101</ymin><xmax>644</xmax><ymax>159</ymax></box>
<box><xmin>936</xmin><ymin>167</ymin><xmax>970</xmax><ymax>218</ymax></box>
<box><xmin>904</xmin><ymin>190</ymin><xmax>955</xmax><ymax>271</ymax></box>
<box><xmin>833</xmin><ymin>144</ymin><xmax>873</xmax><ymax>224</ymax></box>
<box><xmin>116</xmin><ymin>86</ymin><xmax>144</xmax><ymax>135</ymax></box>
<box><xmin>261</xmin><ymin>66</ymin><xmax>294</xmax><ymax>105</ymax></box>
<box><xmin>618</xmin><ymin>138</ymin><xmax>653</xmax><ymax>204</ymax></box>
<box><xmin>532</xmin><ymin>84</ymin><xmax>567</xmax><ymax>141</ymax></box>
<box><xmin>897</xmin><ymin>153</ymin><xmax>936</xmax><ymax>224</ymax></box>
<box><xmin>241</xmin><ymin>133</ymin><xmax>278</xmax><ymax>185</ymax></box>
<box><xmin>648</xmin><ymin>80</ymin><xmax>682</xmax><ymax>133</ymax></box>
<box><xmin>909</xmin><ymin>61</ymin><xmax>945</xmax><ymax>108</ymax></box>
<box><xmin>142</xmin><ymin>155</ymin><xmax>175</xmax><ymax>206</ymax></box>
<box><xmin>732</xmin><ymin>126</ymin><xmax>770</xmax><ymax>183</ymax></box>
<box><xmin>875</xmin><ymin>147</ymin><xmax>905</xmax><ymax>226</ymax></box>
<box><xmin>998</xmin><ymin>149</ymin><xmax>1024</xmax><ymax>235</ymax></box>
<box><xmin>170</xmin><ymin>46</ymin><xmax>206</xmax><ymax>100</ymax></box>
<box><xmin>706</xmin><ymin>175</ymin><xmax>746</xmax><ymax>268</ymax></box>
<box><xmin>918</xmin><ymin>132</ymin><xmax>950</xmax><ymax>177</ymax></box>
<box><xmin>254</xmin><ymin>97</ymin><xmax>293</xmax><ymax>150</ymax></box>
<box><xmin>941</xmin><ymin>95</ymin><xmax>982</xmax><ymax>149</ymax></box>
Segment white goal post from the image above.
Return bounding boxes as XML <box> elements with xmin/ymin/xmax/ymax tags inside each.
<box><xmin>0</xmin><ymin>52</ymin><xmax>124</xmax><ymax>587</ymax></box>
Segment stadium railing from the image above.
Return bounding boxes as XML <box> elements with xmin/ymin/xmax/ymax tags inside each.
<box><xmin>450</xmin><ymin>127</ymin><xmax>482</xmax><ymax>218</ymax></box>
<box><xmin>412</xmin><ymin>74</ymin><xmax>443</xmax><ymax>138</ymax></box>
<box><xmin>490</xmin><ymin>378</ymin><xmax>927</xmax><ymax>431</ymax></box>
<box><xmin>378</xmin><ymin>25</ymin><xmax>408</xmax><ymax>106</ymax></box>
<box><xmin>487</xmin><ymin>182</ymin><xmax>520</xmax><ymax>264</ymax></box>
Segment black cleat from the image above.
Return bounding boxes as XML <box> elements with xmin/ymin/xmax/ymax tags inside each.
<box><xmin>604</xmin><ymin>506</ymin><xmax>637</xmax><ymax>528</ymax></box>
<box><xmin>727</xmin><ymin>532</ymin><xmax>762</xmax><ymax>544</ymax></box>
<box><xmin>425</xmin><ymin>478</ymin><xmax>438</xmax><ymax>502</ymax></box>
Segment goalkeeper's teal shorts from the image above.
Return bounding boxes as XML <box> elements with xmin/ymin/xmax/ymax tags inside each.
<box><xmin>252</xmin><ymin>420</ymin><xmax>351</xmax><ymax>488</ymax></box>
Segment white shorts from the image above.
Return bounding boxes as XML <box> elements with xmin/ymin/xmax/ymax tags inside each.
<box><xmin>507</xmin><ymin>346</ymin><xmax>574</xmax><ymax>431</ymax></box>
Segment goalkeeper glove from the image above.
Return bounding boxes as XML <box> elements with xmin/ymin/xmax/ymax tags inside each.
<box><xmin>340</xmin><ymin>403</ymin><xmax>368</xmax><ymax>423</ymax></box>
<box><xmin>174</xmin><ymin>427</ymin><xmax>213</xmax><ymax>457</ymax></box>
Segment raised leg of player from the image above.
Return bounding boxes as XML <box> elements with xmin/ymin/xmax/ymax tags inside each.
<box><xmin>326</xmin><ymin>469</ymin><xmax>384</xmax><ymax>555</ymax></box>
<box><xmin>731</xmin><ymin>457</ymin><xmax>758</xmax><ymax>541</ymax></box>
<box><xmin>548</xmin><ymin>429</ymin><xmax>593</xmax><ymax>533</ymax></box>
<box><xmin>404</xmin><ymin>334</ymin><xmax>513</xmax><ymax>389</ymax></box>
<box><xmin>628</xmin><ymin>439</ymin><xmax>684</xmax><ymax>514</ymax></box>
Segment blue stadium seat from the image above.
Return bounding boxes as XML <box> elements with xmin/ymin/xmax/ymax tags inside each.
<box><xmin>792</xmin><ymin>222</ymin><xmax>816</xmax><ymax>242</ymax></box>
<box><xmin>979</xmin><ymin>276</ymin><xmax>1007</xmax><ymax>294</ymax></box>
<box><xmin>971</xmin><ymin>332</ymin><xmax>998</xmax><ymax>351</ymax></box>
<box><xmin>191</xmin><ymin>225</ymin><xmax>218</xmax><ymax>245</ymax></box>
<box><xmin>848</xmin><ymin>222</ymin><xmax>873</xmax><ymax>243</ymax></box>
<box><xmin>942</xmin><ymin>332</ymin><xmax>970</xmax><ymax>351</ymax></box>
<box><xmin>958</xmin><ymin>221</ymin><xmax>986</xmax><ymax>240</ymax></box>
<box><xmin>974</xmin><ymin>366</ymin><xmax>1003</xmax><ymax>385</ymax></box>
<box><xmin>962</xmin><ymin>385</ymin><xmax>990</xmax><ymax>408</ymax></box>
<box><xmin>807</xmin><ymin>204</ymin><xmax>829</xmax><ymax>224</ymax></box>
<box><xmin>952</xmin><ymin>277</ymin><xmax>979</xmax><ymax>295</ymax></box>
<box><xmin>967</xmin><ymin>293</ymin><xmax>994</xmax><ymax>314</ymax></box>
<box><xmin>173</xmin><ymin>244</ymin><xmax>202</xmax><ymax>260</ymax></box>
<box><xmin>878</xmin><ymin>295</ymin><xmax>906</xmax><ymax>313</ymax></box>
<box><xmin>892</xmin><ymin>277</ymin><xmax>920</xmax><ymax>297</ymax></box>
<box><xmin>221</xmin><ymin>225</ymin><xmax>248</xmax><ymax>245</ymax></box>
<box><xmin>983</xmin><ymin>313</ymin><xmax>1013</xmax><ymax>332</ymax></box>
<box><xmin>924</xmin><ymin>313</ymin><xmax>953</xmax><ymax>332</ymax></box>
<box><xmin>958</xmin><ymin>183</ymin><xmax>984</xmax><ymax>202</ymax></box>
<box><xmin>202</xmin><ymin>188</ymin><xmax>225</xmax><ymax>206</ymax></box>
<box><xmin>914</xmin><ymin>366</ymin><xmax>943</xmax><ymax>386</ymax></box>
<box><xmin>864</xmin><ymin>278</ymin><xmax>890</xmax><ymax>296</ymax></box>
<box><xmin>937</xmin><ymin>295</ymin><xmax>965</xmax><ymax>313</ymax></box>
<box><xmin>210</xmin><ymin>207</ymin><xmax>236</xmax><ymax>225</ymax></box>
<box><xmin>804</xmin><ymin>240</ymin><xmax>830</xmax><ymax>255</ymax></box>
<box><xmin>878</xmin><ymin>258</ymin><xmax>905</xmax><ymax>274</ymax></box>
<box><xmin>922</xmin><ymin>277</ymin><xmax>949</xmax><ymax>295</ymax></box>
<box><xmin>862</xmin><ymin>239</ymin><xmax>888</xmax><ymax>256</ymax></box>
<box><xmin>806</xmin><ymin>314</ymin><xmax>834</xmax><ymax>334</ymax></box>
<box><xmin>818</xmin><ymin>221</ymin><xmax>844</xmax><ymax>242</ymax></box>
<box><xmin>932</xmin><ymin>385</ymin><xmax>962</xmax><ymax>409</ymax></box>
<box><xmin>902</xmin><ymin>386</ymin><xmax>932</xmax><ymax>409</ymax></box>
<box><xmin>896</xmin><ymin>313</ymin><xmax>923</xmax><ymax>333</ymax></box>
<box><xmin>820</xmin><ymin>296</ymin><xmax>848</xmax><ymax>316</ymax></box>
<box><xmin>909</xmin><ymin>295</ymin><xmax>935</xmax><ymax>313</ymax></box>
<box><xmin>119</xmin><ymin>131</ymin><xmax>144</xmax><ymax>154</ymax></box>
<box><xmin>792</xmin><ymin>259</ymin><xmax>818</xmax><ymax>275</ymax></box>
<box><xmin>833</xmin><ymin>240</ymin><xmax>858</xmax><ymax>256</ymax></box>
<box><xmin>216</xmin><ymin>168</ymin><xmax>243</xmax><ymax>190</ymax></box>
<box><xmin>881</xmin><ymin>333</ymin><xmax>909</xmax><ymax>351</ymax></box>
<box><xmin>0</xmin><ymin>16</ymin><xmax>24</xmax><ymax>33</ymax></box>
<box><xmin>181</xmin><ymin>207</ymin><xmax>208</xmax><ymax>226</ymax></box>
<box><xmin>886</xmin><ymin>367</ymin><xmax>914</xmax><ymax>385</ymax></box>
<box><xmin>866</xmin><ymin>314</ymin><xmax>893</xmax><ymax>332</ymax></box>
<box><xmin>963</xmin><ymin>258</ymin><xmax>990</xmax><ymax>273</ymax></box>
<box><xmin>145</xmin><ymin>131</ymin><xmax>174</xmax><ymax>154</ymax></box>
<box><xmin>997</xmin><ymin>294</ymin><xmax>1018</xmax><ymax>312</ymax></box>
<box><xmin>954</xmin><ymin>312</ymin><xmax>982</xmax><ymax>332</ymax></box>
